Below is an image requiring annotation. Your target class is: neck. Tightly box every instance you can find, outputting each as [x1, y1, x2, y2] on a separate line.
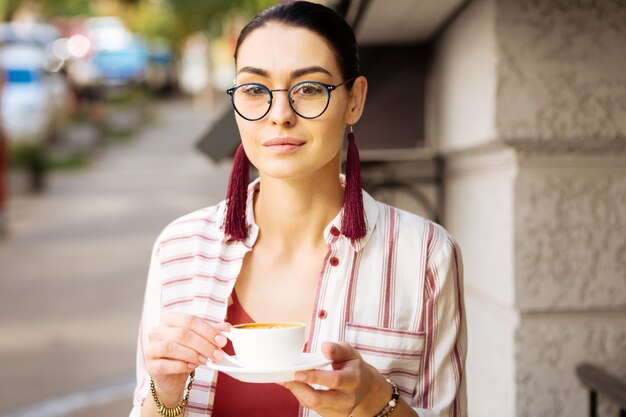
[253, 166, 344, 249]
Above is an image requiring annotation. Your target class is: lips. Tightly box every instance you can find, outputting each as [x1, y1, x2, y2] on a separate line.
[262, 137, 306, 153]
[262, 137, 306, 147]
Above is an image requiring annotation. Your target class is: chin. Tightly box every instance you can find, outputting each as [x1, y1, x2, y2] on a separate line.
[252, 152, 341, 181]
[252, 160, 314, 179]
[259, 167, 308, 180]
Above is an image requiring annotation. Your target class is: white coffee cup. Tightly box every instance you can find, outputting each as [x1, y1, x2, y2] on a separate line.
[222, 322, 306, 369]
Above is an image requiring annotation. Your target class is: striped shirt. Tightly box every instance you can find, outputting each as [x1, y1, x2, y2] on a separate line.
[130, 178, 467, 417]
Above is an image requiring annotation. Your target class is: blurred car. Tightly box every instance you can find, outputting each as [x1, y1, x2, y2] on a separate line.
[92, 37, 148, 86]
[178, 33, 211, 97]
[65, 17, 148, 90]
[0, 22, 71, 145]
[0, 21, 58, 48]
[146, 41, 176, 94]
[0, 44, 55, 144]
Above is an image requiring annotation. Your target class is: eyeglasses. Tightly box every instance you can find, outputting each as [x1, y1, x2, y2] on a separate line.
[226, 78, 356, 121]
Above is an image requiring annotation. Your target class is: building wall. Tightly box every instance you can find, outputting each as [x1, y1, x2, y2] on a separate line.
[495, 0, 626, 145]
[431, 0, 626, 416]
[444, 146, 519, 417]
[434, 0, 498, 152]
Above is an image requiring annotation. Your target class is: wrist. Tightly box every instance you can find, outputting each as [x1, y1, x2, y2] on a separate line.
[152, 385, 184, 408]
[372, 379, 400, 417]
[351, 376, 393, 417]
[149, 371, 195, 416]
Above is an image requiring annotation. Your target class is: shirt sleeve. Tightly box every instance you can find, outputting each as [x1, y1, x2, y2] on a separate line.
[129, 238, 164, 417]
[412, 229, 468, 417]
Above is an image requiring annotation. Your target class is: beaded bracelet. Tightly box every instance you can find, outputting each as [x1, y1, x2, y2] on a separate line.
[374, 379, 400, 417]
[150, 370, 195, 417]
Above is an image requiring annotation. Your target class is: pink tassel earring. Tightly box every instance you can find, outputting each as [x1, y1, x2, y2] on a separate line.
[224, 144, 250, 241]
[342, 125, 367, 239]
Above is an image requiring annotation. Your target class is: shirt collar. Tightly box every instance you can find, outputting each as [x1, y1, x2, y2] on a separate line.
[218, 176, 379, 252]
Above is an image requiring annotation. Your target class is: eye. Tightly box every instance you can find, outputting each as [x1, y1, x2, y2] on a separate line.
[240, 84, 268, 97]
[292, 82, 325, 97]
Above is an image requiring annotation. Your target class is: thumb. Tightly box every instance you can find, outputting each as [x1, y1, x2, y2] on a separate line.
[213, 322, 232, 332]
[322, 341, 361, 363]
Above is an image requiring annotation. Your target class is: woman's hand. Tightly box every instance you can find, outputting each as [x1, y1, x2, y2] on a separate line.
[145, 312, 230, 406]
[282, 342, 394, 417]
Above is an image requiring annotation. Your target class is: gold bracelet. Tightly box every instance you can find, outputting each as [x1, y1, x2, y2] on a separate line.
[150, 370, 195, 417]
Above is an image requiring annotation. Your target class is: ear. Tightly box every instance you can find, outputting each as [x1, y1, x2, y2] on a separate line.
[344, 75, 368, 125]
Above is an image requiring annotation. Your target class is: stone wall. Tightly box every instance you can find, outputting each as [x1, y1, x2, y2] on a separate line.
[431, 0, 626, 416]
[496, 0, 626, 146]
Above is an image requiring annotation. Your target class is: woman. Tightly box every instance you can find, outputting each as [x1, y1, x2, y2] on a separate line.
[131, 2, 467, 417]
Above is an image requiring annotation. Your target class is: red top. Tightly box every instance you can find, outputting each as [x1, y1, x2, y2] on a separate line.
[212, 290, 301, 417]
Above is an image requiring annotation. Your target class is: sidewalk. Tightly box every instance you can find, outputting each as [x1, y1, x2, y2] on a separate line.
[0, 97, 232, 416]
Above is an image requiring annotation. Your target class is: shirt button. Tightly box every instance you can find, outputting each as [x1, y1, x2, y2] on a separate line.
[330, 227, 341, 237]
[318, 310, 328, 319]
[329, 257, 339, 266]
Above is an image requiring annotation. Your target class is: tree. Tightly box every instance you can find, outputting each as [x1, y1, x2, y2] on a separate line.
[4, 0, 275, 52]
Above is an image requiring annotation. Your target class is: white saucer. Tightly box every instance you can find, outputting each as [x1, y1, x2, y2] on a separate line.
[206, 353, 331, 383]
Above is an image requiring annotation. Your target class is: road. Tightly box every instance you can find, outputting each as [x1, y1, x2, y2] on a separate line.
[0, 97, 233, 417]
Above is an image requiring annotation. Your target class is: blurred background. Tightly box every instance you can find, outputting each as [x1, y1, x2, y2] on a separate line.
[0, 0, 624, 417]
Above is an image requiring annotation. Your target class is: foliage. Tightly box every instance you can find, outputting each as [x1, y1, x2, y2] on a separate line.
[144, 0, 276, 48]
[4, 0, 275, 42]
[9, 142, 46, 169]
[5, 0, 92, 19]
[46, 152, 89, 170]
[9, 142, 48, 191]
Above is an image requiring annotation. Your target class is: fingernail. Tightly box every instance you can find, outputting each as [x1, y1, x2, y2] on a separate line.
[295, 372, 307, 382]
[213, 350, 224, 361]
[199, 355, 208, 364]
[215, 335, 227, 347]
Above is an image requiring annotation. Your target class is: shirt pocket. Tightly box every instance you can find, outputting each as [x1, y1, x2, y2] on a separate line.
[345, 322, 424, 398]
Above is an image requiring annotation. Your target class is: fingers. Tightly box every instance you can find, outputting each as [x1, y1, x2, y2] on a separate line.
[147, 313, 231, 374]
[291, 342, 361, 388]
[149, 325, 223, 363]
[295, 366, 363, 392]
[321, 341, 361, 364]
[147, 338, 207, 367]
[161, 312, 228, 342]
[283, 381, 348, 410]
[282, 342, 383, 415]
[147, 358, 197, 376]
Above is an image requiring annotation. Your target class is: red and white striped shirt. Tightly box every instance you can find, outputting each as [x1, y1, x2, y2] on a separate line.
[130, 178, 467, 417]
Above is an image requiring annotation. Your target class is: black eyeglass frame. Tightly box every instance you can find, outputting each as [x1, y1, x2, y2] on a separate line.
[226, 77, 357, 121]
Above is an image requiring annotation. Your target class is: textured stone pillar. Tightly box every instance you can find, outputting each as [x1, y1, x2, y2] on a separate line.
[430, 1, 626, 416]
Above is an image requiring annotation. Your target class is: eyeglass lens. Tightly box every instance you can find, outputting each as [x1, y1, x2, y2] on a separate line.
[231, 81, 330, 120]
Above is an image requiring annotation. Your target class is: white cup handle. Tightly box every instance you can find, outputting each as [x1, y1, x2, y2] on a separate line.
[215, 331, 243, 367]
[220, 352, 243, 367]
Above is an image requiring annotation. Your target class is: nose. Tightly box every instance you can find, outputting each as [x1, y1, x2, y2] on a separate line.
[268, 90, 297, 126]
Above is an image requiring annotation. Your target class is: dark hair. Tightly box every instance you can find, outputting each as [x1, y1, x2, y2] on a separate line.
[234, 1, 359, 88]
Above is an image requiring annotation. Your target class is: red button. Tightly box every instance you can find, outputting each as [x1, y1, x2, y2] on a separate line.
[329, 257, 339, 266]
[330, 227, 341, 237]
[318, 310, 328, 319]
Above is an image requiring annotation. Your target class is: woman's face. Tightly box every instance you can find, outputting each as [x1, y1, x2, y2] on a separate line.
[234, 23, 366, 181]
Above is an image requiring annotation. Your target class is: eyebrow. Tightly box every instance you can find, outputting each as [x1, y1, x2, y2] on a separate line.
[237, 65, 333, 79]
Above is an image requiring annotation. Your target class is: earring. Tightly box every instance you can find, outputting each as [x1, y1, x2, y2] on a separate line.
[224, 144, 250, 241]
[342, 125, 367, 239]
